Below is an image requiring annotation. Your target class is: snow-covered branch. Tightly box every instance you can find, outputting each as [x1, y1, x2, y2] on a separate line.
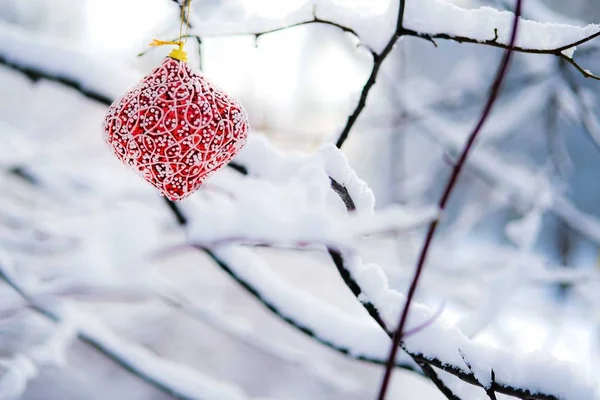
[159, 139, 597, 400]
[0, 21, 129, 105]
[0, 257, 257, 400]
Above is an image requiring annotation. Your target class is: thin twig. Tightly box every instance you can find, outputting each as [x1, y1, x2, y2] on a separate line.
[334, 0, 406, 148]
[401, 28, 600, 55]
[254, 19, 360, 41]
[335, 35, 397, 148]
[558, 61, 600, 152]
[560, 55, 600, 80]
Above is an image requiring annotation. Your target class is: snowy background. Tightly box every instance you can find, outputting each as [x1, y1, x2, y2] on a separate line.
[1, 0, 600, 399]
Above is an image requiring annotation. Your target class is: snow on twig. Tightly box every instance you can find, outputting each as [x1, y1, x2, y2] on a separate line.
[327, 249, 598, 400]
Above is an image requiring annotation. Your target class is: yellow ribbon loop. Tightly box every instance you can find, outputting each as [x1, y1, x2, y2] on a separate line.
[150, 39, 188, 62]
[148, 0, 192, 62]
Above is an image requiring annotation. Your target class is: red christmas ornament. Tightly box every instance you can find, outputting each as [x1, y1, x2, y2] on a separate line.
[102, 56, 249, 201]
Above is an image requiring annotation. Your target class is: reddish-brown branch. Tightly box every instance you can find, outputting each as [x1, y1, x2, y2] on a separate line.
[375, 0, 524, 399]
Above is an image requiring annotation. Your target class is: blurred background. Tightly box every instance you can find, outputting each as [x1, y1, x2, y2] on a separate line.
[1, 0, 600, 399]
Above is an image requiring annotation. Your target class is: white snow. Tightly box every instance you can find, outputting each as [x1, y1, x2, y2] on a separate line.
[235, 136, 376, 212]
[185, 137, 437, 249]
[404, 0, 600, 51]
[182, 0, 600, 56]
[187, 3, 314, 38]
[0, 20, 138, 101]
[562, 46, 577, 58]
[313, 0, 398, 53]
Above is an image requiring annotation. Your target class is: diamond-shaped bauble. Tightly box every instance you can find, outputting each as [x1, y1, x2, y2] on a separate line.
[102, 57, 249, 201]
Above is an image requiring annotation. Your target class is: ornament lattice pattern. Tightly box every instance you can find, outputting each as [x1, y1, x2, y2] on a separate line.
[103, 57, 249, 200]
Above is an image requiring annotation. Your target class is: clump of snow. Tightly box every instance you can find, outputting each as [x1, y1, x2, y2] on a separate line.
[235, 135, 376, 212]
[319, 144, 375, 213]
[313, 0, 398, 53]
[562, 46, 577, 58]
[185, 192, 436, 249]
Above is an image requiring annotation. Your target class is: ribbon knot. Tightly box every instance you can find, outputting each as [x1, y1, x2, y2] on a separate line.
[148, 0, 191, 62]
